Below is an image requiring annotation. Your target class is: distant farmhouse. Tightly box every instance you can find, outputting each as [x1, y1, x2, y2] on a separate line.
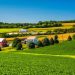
[0, 38, 8, 47]
[19, 29, 28, 33]
[27, 36, 38, 44]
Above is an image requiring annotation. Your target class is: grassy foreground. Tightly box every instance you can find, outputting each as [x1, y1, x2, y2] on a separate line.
[0, 40, 75, 75]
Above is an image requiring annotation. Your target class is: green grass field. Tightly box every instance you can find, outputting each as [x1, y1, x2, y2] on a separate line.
[0, 40, 75, 75]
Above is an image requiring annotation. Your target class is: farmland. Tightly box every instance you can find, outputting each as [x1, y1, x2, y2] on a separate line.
[6, 32, 75, 41]
[0, 22, 75, 75]
[1, 22, 74, 41]
[28, 23, 75, 32]
[0, 28, 21, 33]
[0, 40, 75, 75]
[0, 23, 75, 33]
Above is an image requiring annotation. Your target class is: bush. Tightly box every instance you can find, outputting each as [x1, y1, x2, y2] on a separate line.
[72, 35, 75, 40]
[54, 35, 59, 44]
[0, 47, 1, 51]
[42, 38, 50, 46]
[67, 36, 72, 41]
[16, 43, 22, 50]
[54, 35, 58, 39]
[12, 38, 21, 47]
[28, 42, 35, 49]
[50, 38, 54, 45]
[37, 41, 43, 47]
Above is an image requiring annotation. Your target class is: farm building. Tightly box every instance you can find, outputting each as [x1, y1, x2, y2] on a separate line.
[0, 38, 8, 47]
[27, 36, 38, 44]
[19, 29, 28, 33]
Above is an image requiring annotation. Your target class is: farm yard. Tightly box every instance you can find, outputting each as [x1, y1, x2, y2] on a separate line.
[0, 40, 75, 75]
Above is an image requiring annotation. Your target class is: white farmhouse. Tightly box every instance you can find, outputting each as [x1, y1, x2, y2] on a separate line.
[27, 36, 38, 44]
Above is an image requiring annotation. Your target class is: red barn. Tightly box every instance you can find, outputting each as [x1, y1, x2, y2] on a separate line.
[0, 38, 8, 47]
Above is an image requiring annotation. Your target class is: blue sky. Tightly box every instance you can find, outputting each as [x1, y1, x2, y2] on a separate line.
[0, 0, 75, 23]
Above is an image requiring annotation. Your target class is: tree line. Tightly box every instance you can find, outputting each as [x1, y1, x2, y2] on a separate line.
[0, 20, 75, 28]
[0, 21, 62, 28]
[1, 27, 75, 38]
[0, 34, 75, 51]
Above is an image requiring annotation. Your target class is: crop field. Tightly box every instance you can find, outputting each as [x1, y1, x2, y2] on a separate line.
[28, 26, 72, 32]
[28, 23, 75, 32]
[38, 33, 75, 41]
[0, 40, 75, 75]
[6, 32, 75, 41]
[62, 23, 75, 26]
[0, 28, 20, 33]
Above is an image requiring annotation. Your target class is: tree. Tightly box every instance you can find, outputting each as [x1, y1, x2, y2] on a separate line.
[12, 38, 21, 47]
[54, 35, 59, 44]
[0, 47, 1, 51]
[46, 31, 51, 35]
[16, 43, 22, 50]
[50, 38, 54, 45]
[37, 41, 43, 47]
[28, 42, 35, 49]
[67, 36, 72, 41]
[42, 38, 50, 46]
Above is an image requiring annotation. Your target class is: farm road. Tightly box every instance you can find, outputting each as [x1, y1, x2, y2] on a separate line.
[16, 52, 75, 59]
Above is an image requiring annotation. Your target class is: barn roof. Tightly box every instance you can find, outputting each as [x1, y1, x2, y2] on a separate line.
[0, 38, 5, 42]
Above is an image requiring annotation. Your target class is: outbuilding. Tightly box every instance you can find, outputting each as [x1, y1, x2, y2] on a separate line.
[0, 38, 8, 47]
[27, 36, 38, 45]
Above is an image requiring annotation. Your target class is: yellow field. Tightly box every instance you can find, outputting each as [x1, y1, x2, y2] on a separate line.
[28, 27, 72, 32]
[0, 28, 20, 33]
[38, 33, 75, 41]
[62, 23, 75, 28]
[6, 36, 28, 41]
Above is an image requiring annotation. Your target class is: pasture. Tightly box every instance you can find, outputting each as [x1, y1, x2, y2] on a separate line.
[0, 40, 75, 75]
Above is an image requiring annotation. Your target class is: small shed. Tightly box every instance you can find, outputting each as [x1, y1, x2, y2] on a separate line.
[27, 36, 38, 44]
[0, 38, 8, 47]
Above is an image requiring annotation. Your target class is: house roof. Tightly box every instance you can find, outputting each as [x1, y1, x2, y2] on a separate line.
[0, 38, 5, 42]
[27, 36, 37, 40]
